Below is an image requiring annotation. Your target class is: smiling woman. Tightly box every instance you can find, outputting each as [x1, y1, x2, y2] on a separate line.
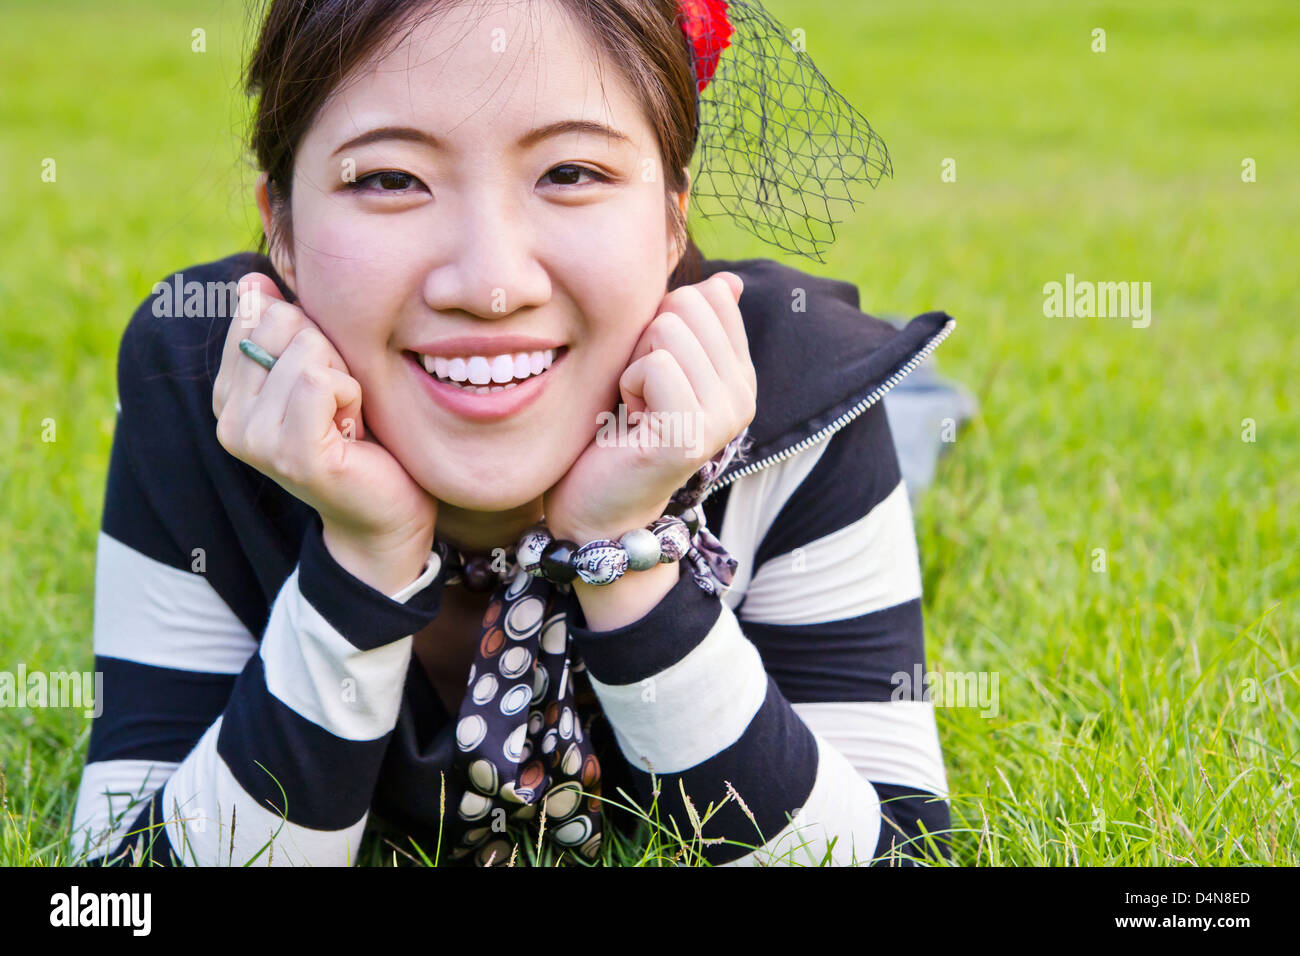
[249, 0, 705, 532]
[69, 0, 958, 868]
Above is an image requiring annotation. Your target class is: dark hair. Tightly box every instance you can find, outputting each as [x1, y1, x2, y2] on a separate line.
[243, 0, 706, 288]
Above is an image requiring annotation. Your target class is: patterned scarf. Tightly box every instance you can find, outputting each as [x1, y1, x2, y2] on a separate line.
[435, 428, 750, 866]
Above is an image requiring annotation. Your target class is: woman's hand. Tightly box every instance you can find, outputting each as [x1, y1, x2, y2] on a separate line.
[542, 271, 756, 547]
[212, 273, 438, 594]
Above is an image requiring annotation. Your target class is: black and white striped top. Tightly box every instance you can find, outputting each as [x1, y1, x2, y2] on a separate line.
[71, 250, 956, 866]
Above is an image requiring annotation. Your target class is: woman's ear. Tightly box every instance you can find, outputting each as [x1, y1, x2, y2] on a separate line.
[255, 172, 296, 295]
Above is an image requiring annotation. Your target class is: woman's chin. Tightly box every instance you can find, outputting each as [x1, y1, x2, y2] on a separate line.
[418, 477, 549, 515]
[391, 437, 578, 514]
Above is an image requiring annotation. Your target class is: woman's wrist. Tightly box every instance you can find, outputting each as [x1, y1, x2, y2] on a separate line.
[321, 521, 434, 596]
[569, 556, 680, 632]
[534, 502, 694, 619]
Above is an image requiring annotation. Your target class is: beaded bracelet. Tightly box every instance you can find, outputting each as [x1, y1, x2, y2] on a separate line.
[515, 506, 704, 587]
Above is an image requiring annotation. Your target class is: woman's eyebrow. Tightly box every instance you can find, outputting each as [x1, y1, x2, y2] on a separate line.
[330, 120, 633, 157]
[517, 120, 633, 149]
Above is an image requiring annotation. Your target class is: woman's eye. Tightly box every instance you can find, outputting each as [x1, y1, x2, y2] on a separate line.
[543, 164, 609, 187]
[353, 170, 422, 192]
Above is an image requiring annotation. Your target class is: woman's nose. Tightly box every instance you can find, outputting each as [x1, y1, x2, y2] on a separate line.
[421, 198, 552, 320]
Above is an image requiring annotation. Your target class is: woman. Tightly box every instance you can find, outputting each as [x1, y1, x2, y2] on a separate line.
[70, 0, 956, 866]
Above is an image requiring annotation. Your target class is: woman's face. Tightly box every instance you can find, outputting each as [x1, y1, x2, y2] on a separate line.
[262, 0, 688, 512]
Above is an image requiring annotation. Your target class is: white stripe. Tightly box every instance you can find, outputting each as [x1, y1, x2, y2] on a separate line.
[585, 606, 767, 774]
[69, 758, 178, 862]
[791, 699, 949, 798]
[386, 549, 442, 603]
[160, 717, 368, 866]
[94, 531, 257, 674]
[259, 566, 413, 741]
[712, 439, 833, 613]
[738, 479, 922, 626]
[722, 730, 883, 866]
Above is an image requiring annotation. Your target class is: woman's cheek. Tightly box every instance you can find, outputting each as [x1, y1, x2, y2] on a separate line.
[559, 210, 666, 319]
[294, 234, 408, 332]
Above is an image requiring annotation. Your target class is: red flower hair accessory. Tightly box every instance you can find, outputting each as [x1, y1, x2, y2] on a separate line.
[667, 0, 892, 263]
[677, 0, 734, 93]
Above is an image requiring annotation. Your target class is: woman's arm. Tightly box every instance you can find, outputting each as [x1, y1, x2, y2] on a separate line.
[565, 402, 951, 865]
[69, 285, 446, 866]
[74, 518, 442, 866]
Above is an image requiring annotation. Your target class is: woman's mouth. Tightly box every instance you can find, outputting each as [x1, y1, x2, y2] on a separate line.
[411, 346, 567, 394]
[405, 345, 569, 422]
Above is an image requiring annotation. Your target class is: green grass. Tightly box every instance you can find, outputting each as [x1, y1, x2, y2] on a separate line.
[1, 0, 1296, 866]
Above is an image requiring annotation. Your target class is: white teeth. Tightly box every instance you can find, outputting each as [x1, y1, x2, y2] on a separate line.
[490, 355, 515, 383]
[420, 347, 563, 390]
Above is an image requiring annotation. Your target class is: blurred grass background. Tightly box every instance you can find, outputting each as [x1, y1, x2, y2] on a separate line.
[1, 0, 1296, 865]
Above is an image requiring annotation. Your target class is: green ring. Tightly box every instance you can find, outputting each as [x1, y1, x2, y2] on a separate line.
[239, 338, 277, 371]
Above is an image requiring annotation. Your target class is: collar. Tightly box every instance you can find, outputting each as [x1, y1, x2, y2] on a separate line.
[691, 254, 956, 493]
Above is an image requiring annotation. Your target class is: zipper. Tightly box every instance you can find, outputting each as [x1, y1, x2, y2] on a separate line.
[702, 317, 958, 501]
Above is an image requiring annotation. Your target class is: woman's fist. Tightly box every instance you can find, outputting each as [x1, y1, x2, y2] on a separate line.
[212, 273, 438, 593]
[542, 271, 756, 545]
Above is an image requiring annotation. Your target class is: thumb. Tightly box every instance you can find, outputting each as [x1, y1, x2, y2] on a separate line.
[335, 388, 366, 443]
[317, 364, 366, 442]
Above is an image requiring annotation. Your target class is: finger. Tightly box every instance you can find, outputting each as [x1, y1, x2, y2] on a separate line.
[642, 310, 728, 413]
[219, 302, 296, 436]
[238, 289, 351, 379]
[224, 295, 354, 429]
[242, 356, 359, 472]
[714, 270, 744, 300]
[619, 349, 720, 465]
[696, 272, 749, 366]
[693, 274, 757, 401]
[626, 310, 722, 411]
[619, 348, 699, 423]
[663, 282, 750, 400]
[253, 326, 343, 429]
[214, 273, 285, 417]
[638, 272, 746, 373]
[219, 296, 302, 427]
[281, 365, 364, 458]
[235, 271, 286, 331]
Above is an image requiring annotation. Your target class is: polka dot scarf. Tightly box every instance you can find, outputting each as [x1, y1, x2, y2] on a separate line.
[441, 567, 604, 866]
[439, 426, 751, 866]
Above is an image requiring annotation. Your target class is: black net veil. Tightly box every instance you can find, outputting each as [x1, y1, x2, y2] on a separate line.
[674, 0, 892, 263]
